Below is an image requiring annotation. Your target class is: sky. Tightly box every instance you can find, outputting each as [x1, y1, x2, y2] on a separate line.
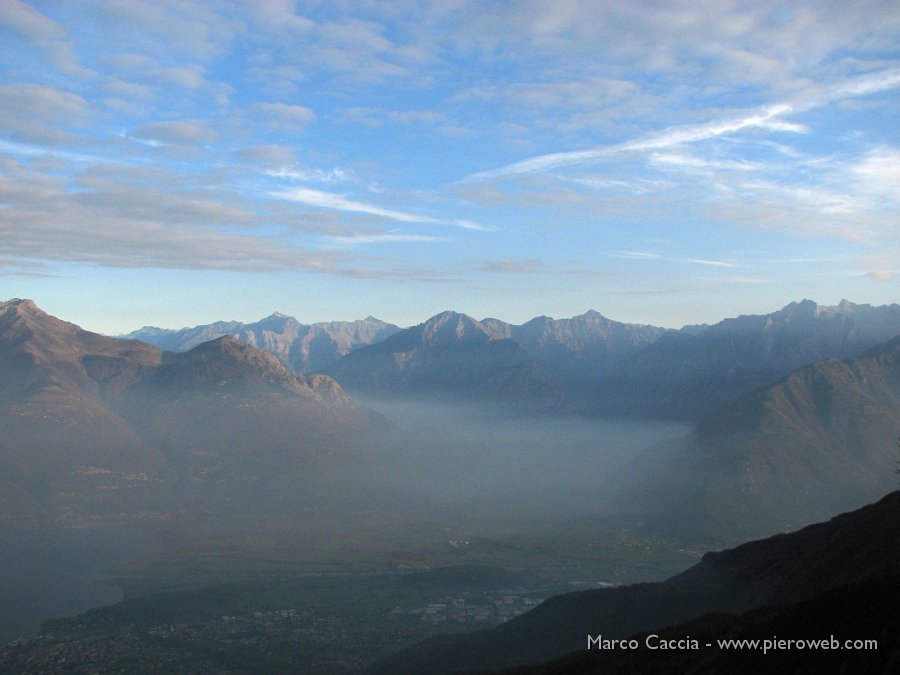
[1, 0, 899, 334]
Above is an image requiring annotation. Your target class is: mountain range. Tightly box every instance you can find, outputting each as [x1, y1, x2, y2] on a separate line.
[4, 297, 900, 541]
[323, 309, 668, 410]
[329, 299, 900, 419]
[600, 298, 900, 418]
[0, 299, 385, 525]
[373, 489, 900, 674]
[123, 300, 900, 421]
[124, 313, 400, 374]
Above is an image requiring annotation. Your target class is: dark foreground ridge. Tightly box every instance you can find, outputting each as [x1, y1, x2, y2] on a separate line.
[498, 574, 900, 674]
[372, 490, 900, 674]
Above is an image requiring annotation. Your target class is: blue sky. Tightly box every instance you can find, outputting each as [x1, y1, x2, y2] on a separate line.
[1, 0, 899, 333]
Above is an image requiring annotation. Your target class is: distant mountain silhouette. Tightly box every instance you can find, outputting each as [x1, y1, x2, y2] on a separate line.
[0, 299, 383, 524]
[124, 312, 400, 374]
[373, 490, 900, 674]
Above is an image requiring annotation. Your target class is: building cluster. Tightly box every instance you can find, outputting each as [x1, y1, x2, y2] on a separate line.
[392, 592, 542, 626]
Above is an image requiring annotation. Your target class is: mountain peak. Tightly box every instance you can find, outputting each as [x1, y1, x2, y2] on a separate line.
[2, 298, 40, 318]
[784, 298, 817, 309]
[189, 334, 278, 364]
[425, 309, 468, 322]
[257, 311, 299, 328]
[6, 297, 36, 308]
[420, 311, 488, 345]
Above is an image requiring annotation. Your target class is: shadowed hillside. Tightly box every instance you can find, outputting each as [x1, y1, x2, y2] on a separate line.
[614, 334, 900, 539]
[0, 299, 390, 525]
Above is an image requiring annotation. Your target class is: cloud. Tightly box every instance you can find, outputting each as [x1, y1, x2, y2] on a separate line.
[104, 77, 155, 100]
[271, 186, 487, 230]
[131, 120, 219, 145]
[477, 258, 609, 278]
[0, 85, 91, 147]
[612, 251, 663, 260]
[465, 103, 801, 181]
[339, 107, 443, 127]
[463, 69, 900, 183]
[479, 259, 545, 274]
[851, 147, 900, 204]
[273, 187, 433, 222]
[0, 0, 92, 77]
[106, 54, 234, 106]
[235, 145, 299, 168]
[266, 166, 355, 184]
[95, 0, 238, 61]
[0, 84, 89, 122]
[0, 161, 366, 275]
[246, 102, 316, 129]
[649, 152, 766, 172]
[687, 259, 742, 268]
[326, 232, 448, 246]
[453, 77, 639, 111]
[0, 0, 65, 41]
[245, 0, 315, 33]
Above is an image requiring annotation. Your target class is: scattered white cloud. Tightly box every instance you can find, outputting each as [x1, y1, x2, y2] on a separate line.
[479, 259, 545, 274]
[0, 0, 65, 40]
[687, 259, 743, 268]
[462, 67, 900, 199]
[131, 120, 219, 145]
[612, 251, 663, 260]
[851, 147, 900, 204]
[327, 232, 448, 246]
[0, 84, 89, 122]
[340, 107, 443, 127]
[271, 186, 487, 230]
[246, 102, 316, 129]
[265, 167, 354, 184]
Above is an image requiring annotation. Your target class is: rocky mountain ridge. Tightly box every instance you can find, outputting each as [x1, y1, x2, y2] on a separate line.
[324, 300, 900, 419]
[124, 312, 401, 374]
